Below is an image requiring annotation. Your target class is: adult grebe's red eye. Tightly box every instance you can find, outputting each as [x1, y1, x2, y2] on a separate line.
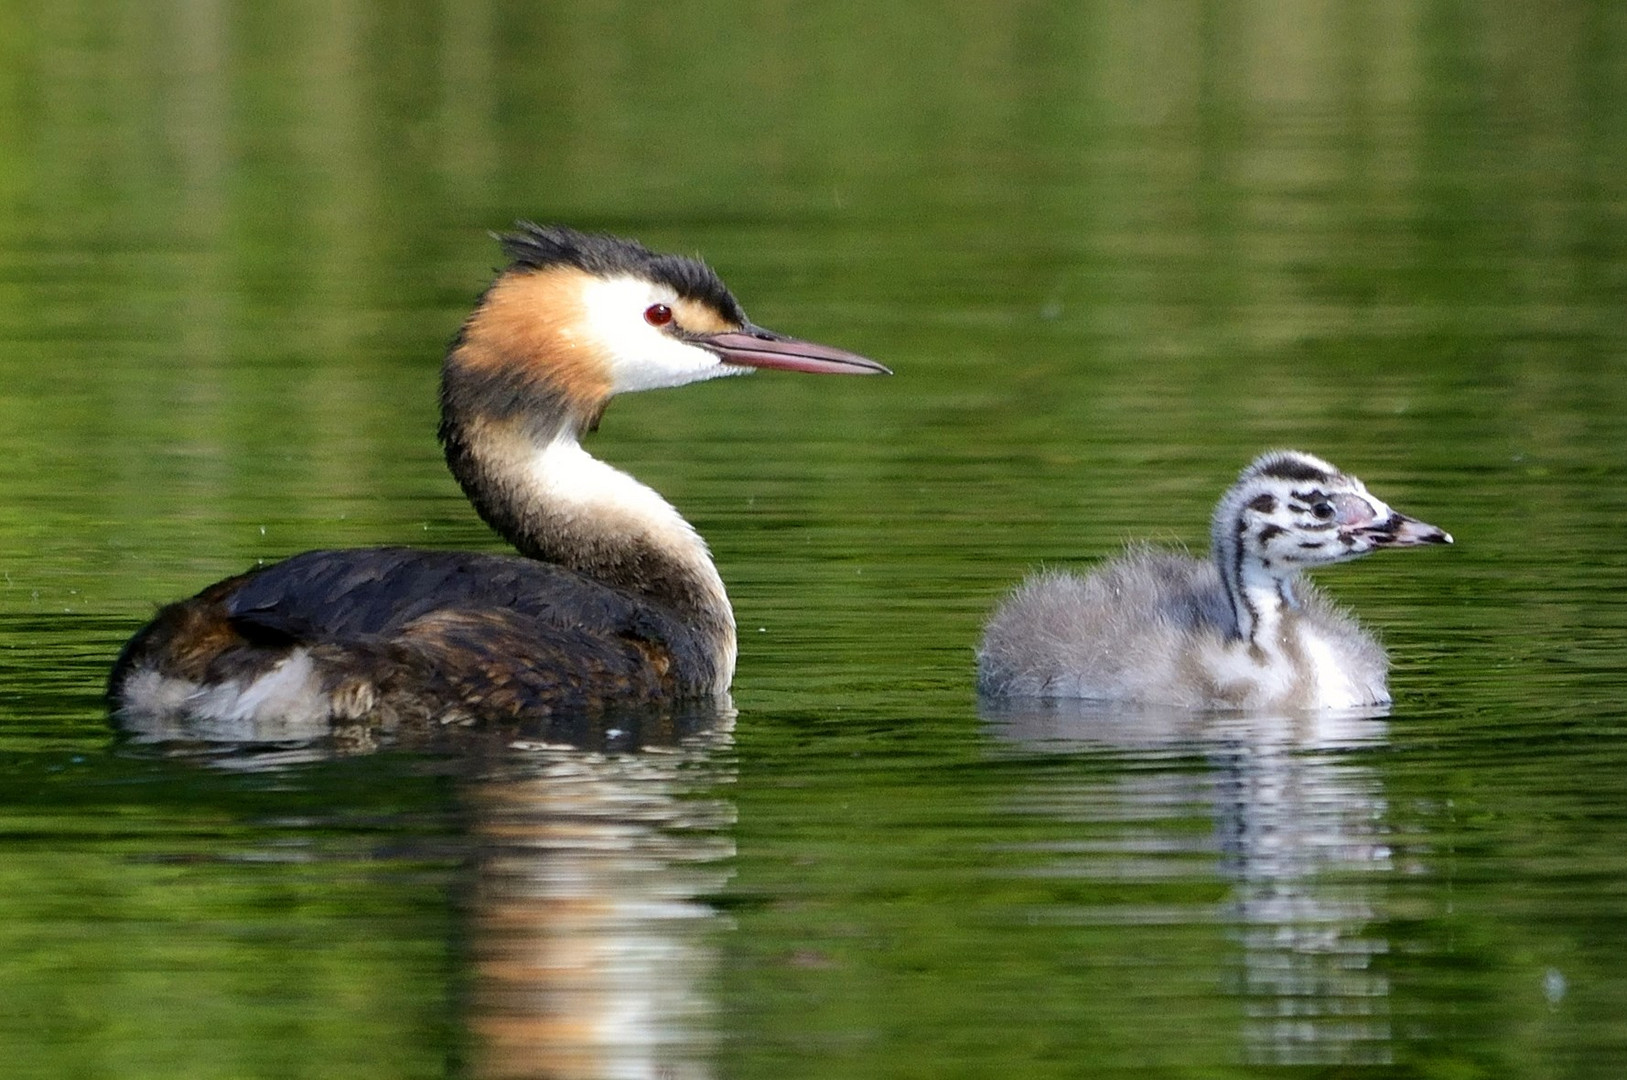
[644, 303, 673, 327]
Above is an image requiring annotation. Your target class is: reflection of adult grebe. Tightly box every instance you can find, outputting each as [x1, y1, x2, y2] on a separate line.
[465, 727, 736, 1079]
[978, 451, 1450, 709]
[110, 225, 887, 728]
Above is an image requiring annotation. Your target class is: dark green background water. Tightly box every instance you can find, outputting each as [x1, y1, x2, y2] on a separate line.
[3, 2, 1626, 1077]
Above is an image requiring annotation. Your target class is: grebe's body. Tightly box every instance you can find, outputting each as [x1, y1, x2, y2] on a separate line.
[110, 225, 886, 729]
[977, 451, 1451, 710]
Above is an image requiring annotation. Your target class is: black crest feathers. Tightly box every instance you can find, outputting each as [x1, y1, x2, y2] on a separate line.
[498, 222, 747, 324]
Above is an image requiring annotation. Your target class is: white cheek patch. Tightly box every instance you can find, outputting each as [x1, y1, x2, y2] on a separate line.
[579, 275, 739, 393]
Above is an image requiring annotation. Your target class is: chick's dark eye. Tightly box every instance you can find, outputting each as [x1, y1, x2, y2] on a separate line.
[644, 303, 673, 327]
[1311, 501, 1335, 520]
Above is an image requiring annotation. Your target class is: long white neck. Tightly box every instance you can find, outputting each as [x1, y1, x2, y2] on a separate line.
[530, 432, 732, 617]
[446, 418, 737, 691]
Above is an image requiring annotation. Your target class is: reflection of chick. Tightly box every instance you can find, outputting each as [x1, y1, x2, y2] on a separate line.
[978, 451, 1451, 709]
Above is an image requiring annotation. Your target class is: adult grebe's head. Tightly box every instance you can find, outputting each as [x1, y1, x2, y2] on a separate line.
[442, 223, 888, 437]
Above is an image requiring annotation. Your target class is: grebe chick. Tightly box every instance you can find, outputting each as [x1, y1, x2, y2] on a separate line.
[977, 450, 1451, 710]
[110, 224, 888, 730]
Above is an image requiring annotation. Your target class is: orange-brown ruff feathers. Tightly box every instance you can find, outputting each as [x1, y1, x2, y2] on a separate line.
[109, 224, 887, 733]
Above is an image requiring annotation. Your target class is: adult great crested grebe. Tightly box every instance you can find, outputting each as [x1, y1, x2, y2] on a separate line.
[977, 450, 1451, 710]
[110, 223, 888, 730]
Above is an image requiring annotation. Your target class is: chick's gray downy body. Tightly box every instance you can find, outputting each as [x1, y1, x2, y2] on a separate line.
[977, 451, 1451, 710]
